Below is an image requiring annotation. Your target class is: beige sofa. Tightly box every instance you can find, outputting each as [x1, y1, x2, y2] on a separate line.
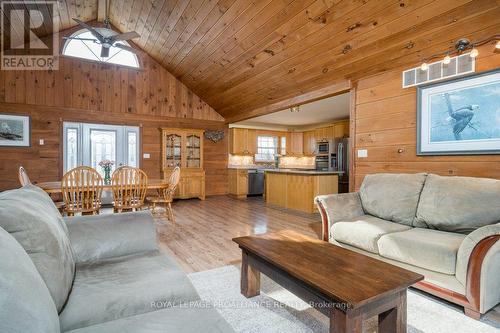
[315, 173, 500, 319]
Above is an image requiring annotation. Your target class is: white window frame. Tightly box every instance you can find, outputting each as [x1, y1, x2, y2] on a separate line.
[255, 135, 278, 162]
[63, 122, 140, 173]
[62, 29, 140, 69]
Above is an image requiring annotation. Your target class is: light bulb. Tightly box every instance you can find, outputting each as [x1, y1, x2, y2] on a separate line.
[495, 40, 500, 49]
[443, 55, 451, 64]
[470, 47, 479, 58]
[420, 62, 428, 71]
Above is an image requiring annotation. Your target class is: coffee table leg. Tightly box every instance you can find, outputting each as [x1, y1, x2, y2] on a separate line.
[241, 250, 260, 297]
[330, 307, 362, 333]
[378, 290, 407, 333]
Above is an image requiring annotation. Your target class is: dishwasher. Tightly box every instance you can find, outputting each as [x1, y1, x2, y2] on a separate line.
[247, 169, 265, 196]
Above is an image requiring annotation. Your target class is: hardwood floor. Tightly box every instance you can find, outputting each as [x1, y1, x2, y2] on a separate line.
[154, 195, 321, 273]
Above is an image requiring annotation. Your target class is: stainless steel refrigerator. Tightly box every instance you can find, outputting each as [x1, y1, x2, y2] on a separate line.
[333, 138, 349, 193]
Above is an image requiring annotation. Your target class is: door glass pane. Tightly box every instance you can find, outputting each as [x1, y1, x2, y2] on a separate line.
[90, 130, 116, 176]
[66, 128, 78, 171]
[186, 134, 200, 168]
[127, 132, 137, 167]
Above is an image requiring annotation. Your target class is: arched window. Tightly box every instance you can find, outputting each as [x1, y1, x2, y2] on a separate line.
[62, 29, 139, 68]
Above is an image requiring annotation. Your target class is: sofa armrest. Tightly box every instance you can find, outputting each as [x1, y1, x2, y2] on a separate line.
[315, 192, 364, 241]
[456, 223, 500, 314]
[64, 211, 158, 264]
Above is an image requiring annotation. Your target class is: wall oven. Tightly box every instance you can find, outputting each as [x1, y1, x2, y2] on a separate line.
[315, 155, 329, 171]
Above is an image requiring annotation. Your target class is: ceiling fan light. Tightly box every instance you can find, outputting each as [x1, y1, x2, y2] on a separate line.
[420, 62, 428, 71]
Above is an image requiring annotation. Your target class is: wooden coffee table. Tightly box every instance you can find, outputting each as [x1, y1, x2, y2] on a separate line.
[233, 230, 424, 333]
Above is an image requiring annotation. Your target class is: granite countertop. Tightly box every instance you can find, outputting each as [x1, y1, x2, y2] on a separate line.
[264, 169, 343, 175]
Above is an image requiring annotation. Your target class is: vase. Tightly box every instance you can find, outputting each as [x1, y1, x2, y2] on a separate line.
[104, 167, 111, 185]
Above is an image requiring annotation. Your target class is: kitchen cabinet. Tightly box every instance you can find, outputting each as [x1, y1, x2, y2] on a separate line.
[162, 128, 205, 200]
[228, 169, 248, 198]
[287, 132, 303, 156]
[334, 121, 349, 138]
[303, 130, 316, 156]
[265, 170, 339, 213]
[315, 126, 334, 141]
[229, 128, 257, 155]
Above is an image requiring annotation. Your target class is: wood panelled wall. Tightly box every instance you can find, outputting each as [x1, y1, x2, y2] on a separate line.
[0, 52, 227, 194]
[0, 55, 223, 121]
[353, 44, 500, 190]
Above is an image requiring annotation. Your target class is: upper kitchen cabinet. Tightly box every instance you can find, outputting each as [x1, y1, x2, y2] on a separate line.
[315, 126, 334, 142]
[334, 121, 350, 138]
[229, 128, 257, 155]
[303, 130, 316, 156]
[287, 132, 303, 156]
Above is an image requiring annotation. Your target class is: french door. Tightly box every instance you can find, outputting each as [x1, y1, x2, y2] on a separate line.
[63, 122, 140, 176]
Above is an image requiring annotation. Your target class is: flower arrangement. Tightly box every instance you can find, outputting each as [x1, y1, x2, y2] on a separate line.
[98, 160, 114, 168]
[98, 160, 114, 184]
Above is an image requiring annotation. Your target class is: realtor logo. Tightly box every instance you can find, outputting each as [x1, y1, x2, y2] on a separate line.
[1, 1, 59, 70]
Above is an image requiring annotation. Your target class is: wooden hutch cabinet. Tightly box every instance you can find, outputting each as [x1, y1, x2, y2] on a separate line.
[161, 128, 205, 200]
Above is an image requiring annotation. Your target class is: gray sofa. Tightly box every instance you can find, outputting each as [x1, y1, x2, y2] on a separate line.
[315, 173, 500, 319]
[0, 185, 234, 333]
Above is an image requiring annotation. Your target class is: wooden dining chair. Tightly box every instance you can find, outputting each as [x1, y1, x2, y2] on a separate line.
[19, 166, 66, 213]
[111, 166, 148, 213]
[62, 166, 103, 216]
[146, 167, 181, 223]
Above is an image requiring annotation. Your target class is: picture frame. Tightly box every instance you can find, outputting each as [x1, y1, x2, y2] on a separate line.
[417, 68, 500, 155]
[0, 114, 31, 147]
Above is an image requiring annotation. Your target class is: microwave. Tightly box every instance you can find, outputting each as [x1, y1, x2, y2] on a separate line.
[317, 141, 330, 154]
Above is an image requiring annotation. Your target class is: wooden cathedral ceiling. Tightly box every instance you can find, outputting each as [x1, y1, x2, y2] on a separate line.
[3, 1, 500, 122]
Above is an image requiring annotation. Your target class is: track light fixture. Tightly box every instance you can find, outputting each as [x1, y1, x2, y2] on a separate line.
[419, 35, 499, 71]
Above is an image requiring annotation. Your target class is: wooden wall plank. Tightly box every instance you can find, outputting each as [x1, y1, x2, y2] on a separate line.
[352, 44, 500, 190]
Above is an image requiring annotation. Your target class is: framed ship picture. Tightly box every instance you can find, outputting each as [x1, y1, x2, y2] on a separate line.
[0, 114, 30, 147]
[417, 68, 500, 155]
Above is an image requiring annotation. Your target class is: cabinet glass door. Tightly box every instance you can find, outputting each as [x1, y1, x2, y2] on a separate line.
[186, 134, 201, 168]
[165, 134, 182, 167]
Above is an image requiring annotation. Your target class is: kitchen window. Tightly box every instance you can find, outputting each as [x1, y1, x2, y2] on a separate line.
[255, 136, 278, 162]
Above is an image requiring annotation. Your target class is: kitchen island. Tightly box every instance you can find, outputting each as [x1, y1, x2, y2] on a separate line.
[265, 169, 342, 213]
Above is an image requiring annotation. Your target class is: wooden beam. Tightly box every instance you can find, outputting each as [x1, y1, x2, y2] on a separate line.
[225, 79, 351, 124]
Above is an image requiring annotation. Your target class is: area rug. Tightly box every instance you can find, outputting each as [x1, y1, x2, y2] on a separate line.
[188, 265, 498, 333]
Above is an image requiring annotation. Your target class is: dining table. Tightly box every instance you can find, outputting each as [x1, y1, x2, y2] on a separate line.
[37, 179, 170, 194]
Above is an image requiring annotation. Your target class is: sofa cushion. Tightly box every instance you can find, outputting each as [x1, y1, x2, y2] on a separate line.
[415, 174, 500, 234]
[65, 307, 235, 333]
[378, 228, 466, 275]
[0, 185, 75, 312]
[331, 215, 411, 254]
[59, 251, 201, 331]
[359, 173, 427, 226]
[0, 227, 60, 333]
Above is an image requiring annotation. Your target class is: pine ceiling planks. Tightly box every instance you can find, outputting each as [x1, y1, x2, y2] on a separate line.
[2, 0, 499, 121]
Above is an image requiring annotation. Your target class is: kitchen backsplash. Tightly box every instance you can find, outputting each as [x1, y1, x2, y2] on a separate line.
[228, 155, 255, 167]
[279, 156, 315, 169]
[229, 154, 315, 169]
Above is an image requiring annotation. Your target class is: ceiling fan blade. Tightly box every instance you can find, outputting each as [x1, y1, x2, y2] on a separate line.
[100, 46, 110, 58]
[111, 31, 140, 42]
[114, 43, 140, 54]
[63, 36, 96, 42]
[72, 18, 105, 43]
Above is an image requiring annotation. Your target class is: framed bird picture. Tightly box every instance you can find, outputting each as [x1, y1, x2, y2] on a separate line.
[417, 68, 500, 155]
[0, 114, 30, 147]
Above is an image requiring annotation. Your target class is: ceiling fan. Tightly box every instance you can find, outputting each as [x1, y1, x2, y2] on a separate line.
[63, 0, 140, 58]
